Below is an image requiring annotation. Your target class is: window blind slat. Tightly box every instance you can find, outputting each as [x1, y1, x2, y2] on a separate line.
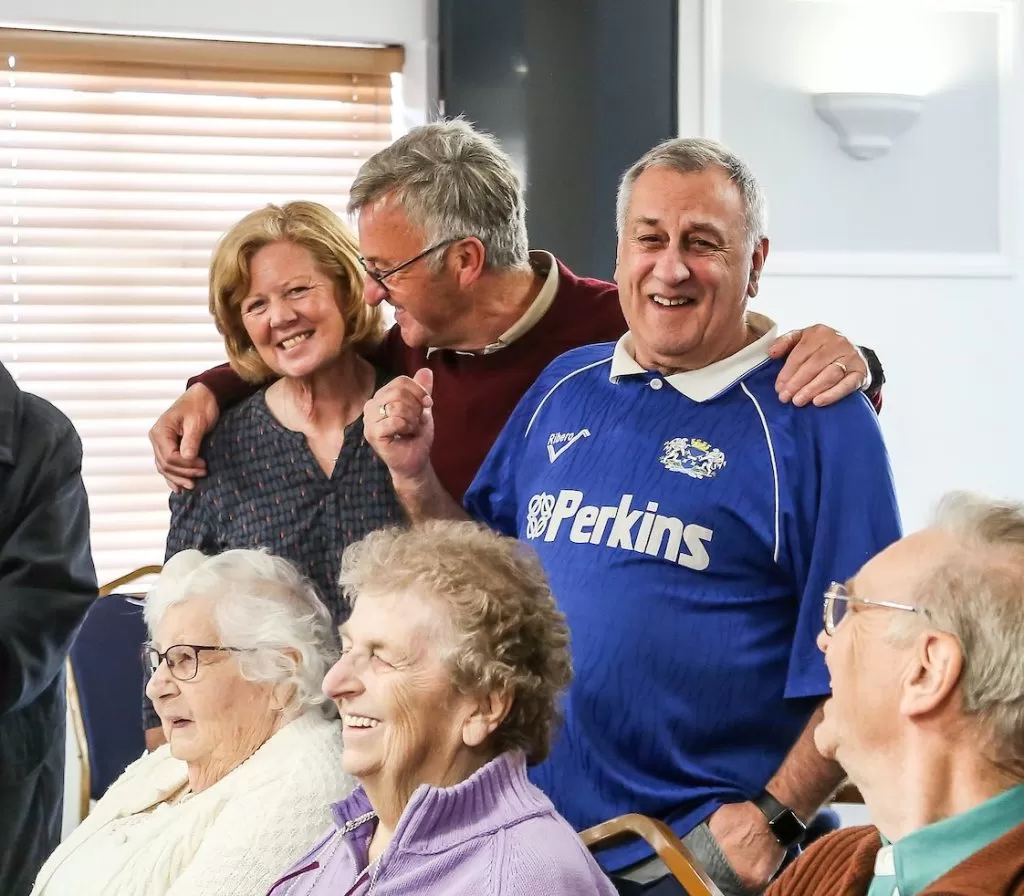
[12, 305, 214, 323]
[3, 159, 362, 182]
[2, 111, 393, 140]
[13, 71, 395, 101]
[4, 323, 223, 341]
[2, 90, 393, 119]
[1, 29, 404, 79]
[4, 246, 214, 265]
[0, 208, 335, 229]
[0, 227, 231, 249]
[1, 285, 222, 302]
[4, 130, 390, 157]
[13, 362, 224, 381]
[0, 189, 353, 212]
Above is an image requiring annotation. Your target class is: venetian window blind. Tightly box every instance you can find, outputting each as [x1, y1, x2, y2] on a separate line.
[0, 28, 403, 585]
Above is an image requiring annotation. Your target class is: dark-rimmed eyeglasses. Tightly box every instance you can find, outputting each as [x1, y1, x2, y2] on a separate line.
[357, 237, 463, 290]
[143, 643, 246, 682]
[823, 581, 933, 636]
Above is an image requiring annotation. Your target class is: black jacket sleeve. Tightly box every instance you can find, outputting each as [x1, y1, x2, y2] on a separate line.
[0, 419, 98, 715]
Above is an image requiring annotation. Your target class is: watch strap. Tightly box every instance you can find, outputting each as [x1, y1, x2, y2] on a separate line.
[753, 790, 807, 848]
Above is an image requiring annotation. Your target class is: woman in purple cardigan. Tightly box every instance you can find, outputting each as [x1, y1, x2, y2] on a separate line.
[266, 520, 617, 896]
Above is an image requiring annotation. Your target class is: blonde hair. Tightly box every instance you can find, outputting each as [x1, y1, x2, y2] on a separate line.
[338, 521, 573, 764]
[208, 201, 383, 383]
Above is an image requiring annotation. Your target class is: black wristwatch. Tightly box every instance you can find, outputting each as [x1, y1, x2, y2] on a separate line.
[753, 791, 806, 849]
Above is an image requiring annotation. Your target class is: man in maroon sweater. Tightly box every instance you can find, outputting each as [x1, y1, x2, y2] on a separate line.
[151, 121, 882, 499]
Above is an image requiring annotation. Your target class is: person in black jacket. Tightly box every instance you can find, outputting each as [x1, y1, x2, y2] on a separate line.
[0, 361, 97, 896]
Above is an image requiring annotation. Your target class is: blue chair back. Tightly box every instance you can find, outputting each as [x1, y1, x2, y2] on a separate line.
[69, 594, 148, 799]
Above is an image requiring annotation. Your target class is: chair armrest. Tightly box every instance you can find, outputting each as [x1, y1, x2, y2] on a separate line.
[580, 813, 724, 896]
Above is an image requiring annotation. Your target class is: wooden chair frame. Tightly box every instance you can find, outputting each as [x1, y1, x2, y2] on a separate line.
[580, 813, 724, 896]
[67, 565, 162, 821]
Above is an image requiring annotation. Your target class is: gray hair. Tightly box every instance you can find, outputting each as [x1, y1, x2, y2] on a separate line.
[337, 521, 572, 764]
[145, 549, 338, 716]
[348, 118, 531, 273]
[913, 491, 1024, 776]
[616, 137, 768, 249]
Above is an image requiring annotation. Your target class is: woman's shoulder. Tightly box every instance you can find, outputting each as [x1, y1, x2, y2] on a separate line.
[90, 745, 189, 817]
[485, 816, 618, 896]
[206, 389, 271, 445]
[224, 712, 351, 801]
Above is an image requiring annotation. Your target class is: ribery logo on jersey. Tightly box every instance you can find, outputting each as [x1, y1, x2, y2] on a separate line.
[547, 429, 591, 463]
[525, 489, 713, 570]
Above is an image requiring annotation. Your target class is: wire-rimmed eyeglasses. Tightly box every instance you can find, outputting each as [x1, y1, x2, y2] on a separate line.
[357, 237, 463, 290]
[143, 643, 246, 682]
[823, 581, 933, 636]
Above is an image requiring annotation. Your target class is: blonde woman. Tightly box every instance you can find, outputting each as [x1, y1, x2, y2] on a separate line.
[165, 200, 404, 617]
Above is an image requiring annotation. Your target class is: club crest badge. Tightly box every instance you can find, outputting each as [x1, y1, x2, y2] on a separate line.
[659, 437, 727, 480]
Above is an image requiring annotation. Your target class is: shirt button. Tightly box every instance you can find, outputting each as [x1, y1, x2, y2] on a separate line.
[650, 378, 664, 390]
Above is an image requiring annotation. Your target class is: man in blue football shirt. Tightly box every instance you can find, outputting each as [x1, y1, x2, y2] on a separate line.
[364, 137, 902, 896]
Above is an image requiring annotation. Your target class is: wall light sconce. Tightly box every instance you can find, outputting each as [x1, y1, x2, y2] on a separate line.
[812, 92, 924, 160]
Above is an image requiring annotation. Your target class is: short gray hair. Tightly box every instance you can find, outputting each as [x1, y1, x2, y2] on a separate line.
[616, 137, 768, 249]
[348, 119, 530, 272]
[146, 549, 338, 716]
[337, 521, 572, 764]
[913, 491, 1024, 775]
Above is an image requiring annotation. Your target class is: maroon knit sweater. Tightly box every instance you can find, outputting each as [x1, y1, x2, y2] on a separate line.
[766, 823, 1024, 896]
[190, 260, 625, 502]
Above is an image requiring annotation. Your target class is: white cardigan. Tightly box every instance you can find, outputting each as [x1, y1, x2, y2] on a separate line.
[32, 710, 352, 896]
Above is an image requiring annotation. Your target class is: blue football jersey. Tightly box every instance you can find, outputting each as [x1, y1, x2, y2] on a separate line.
[465, 331, 902, 871]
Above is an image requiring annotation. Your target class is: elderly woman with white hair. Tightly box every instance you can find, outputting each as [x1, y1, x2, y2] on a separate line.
[767, 491, 1024, 896]
[31, 548, 354, 896]
[267, 520, 617, 896]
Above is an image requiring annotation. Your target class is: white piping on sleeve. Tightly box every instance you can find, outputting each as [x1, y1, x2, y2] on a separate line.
[524, 356, 614, 438]
[741, 382, 781, 563]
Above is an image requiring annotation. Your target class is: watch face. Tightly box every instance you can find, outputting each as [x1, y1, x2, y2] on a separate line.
[770, 810, 807, 847]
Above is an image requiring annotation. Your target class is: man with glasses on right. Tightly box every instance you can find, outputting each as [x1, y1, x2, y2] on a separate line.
[768, 491, 1024, 896]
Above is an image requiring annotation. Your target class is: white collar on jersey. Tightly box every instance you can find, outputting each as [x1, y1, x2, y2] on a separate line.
[609, 311, 778, 402]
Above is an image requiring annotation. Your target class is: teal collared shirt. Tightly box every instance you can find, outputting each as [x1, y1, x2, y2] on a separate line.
[868, 783, 1024, 896]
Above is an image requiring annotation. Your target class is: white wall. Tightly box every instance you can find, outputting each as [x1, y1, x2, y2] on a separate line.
[680, 0, 1024, 531]
[0, 0, 438, 125]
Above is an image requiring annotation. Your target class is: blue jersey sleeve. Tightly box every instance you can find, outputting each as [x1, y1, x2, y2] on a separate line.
[779, 392, 903, 699]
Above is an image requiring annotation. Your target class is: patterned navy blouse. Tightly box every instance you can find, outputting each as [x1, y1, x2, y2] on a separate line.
[165, 377, 405, 622]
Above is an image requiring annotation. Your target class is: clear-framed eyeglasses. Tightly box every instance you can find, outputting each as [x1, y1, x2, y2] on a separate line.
[357, 237, 463, 291]
[142, 643, 246, 682]
[822, 581, 934, 636]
